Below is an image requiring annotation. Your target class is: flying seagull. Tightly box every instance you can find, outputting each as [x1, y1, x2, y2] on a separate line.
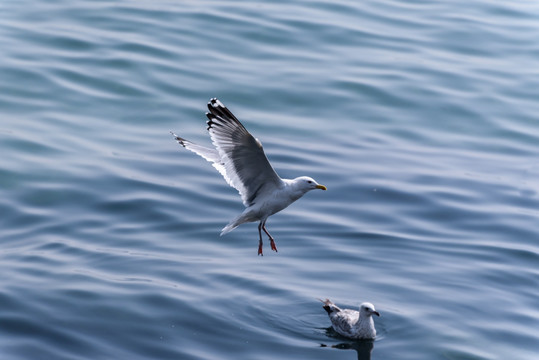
[171, 98, 327, 255]
[320, 299, 380, 340]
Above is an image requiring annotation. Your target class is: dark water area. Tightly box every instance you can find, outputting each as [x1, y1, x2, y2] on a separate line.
[1, 1, 538, 359]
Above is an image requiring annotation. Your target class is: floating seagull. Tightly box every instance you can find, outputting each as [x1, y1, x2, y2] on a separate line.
[171, 98, 326, 255]
[320, 299, 380, 340]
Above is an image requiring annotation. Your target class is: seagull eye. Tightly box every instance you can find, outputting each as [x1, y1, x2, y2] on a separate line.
[307, 181, 312, 184]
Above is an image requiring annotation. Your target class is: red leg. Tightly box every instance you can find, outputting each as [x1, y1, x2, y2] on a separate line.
[257, 222, 264, 256]
[262, 221, 278, 252]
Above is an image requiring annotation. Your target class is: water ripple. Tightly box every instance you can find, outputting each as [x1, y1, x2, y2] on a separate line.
[1, 0, 538, 359]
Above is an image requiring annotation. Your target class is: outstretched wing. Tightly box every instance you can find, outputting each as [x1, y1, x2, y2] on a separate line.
[171, 98, 283, 207]
[205, 98, 282, 206]
[171, 132, 232, 186]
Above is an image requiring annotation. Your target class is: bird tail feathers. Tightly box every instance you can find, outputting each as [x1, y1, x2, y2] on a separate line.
[318, 298, 341, 314]
[220, 214, 246, 236]
[220, 222, 239, 236]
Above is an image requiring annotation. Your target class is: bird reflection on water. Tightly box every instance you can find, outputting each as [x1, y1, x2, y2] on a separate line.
[320, 328, 374, 360]
[321, 340, 374, 360]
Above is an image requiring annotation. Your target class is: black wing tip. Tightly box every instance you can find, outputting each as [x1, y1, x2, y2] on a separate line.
[170, 131, 187, 148]
[207, 98, 223, 112]
[206, 98, 240, 124]
[205, 112, 219, 130]
[208, 97, 221, 106]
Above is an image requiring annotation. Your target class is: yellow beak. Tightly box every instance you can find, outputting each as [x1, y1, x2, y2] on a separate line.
[315, 184, 327, 190]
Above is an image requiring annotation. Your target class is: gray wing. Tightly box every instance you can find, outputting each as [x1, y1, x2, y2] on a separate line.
[330, 310, 358, 337]
[205, 98, 282, 206]
[171, 132, 231, 185]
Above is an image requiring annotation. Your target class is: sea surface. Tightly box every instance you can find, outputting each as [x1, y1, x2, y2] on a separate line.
[1, 1, 538, 359]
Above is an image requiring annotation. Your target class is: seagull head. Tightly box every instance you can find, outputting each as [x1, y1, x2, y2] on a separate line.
[295, 176, 327, 192]
[360, 302, 380, 317]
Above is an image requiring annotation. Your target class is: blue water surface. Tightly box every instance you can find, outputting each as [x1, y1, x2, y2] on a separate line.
[1, 1, 538, 359]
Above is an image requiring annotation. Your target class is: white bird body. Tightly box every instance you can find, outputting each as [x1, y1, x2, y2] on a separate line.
[321, 299, 379, 340]
[222, 177, 318, 234]
[172, 98, 326, 255]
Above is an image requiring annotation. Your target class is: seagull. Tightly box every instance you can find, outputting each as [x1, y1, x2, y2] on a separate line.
[171, 98, 327, 255]
[320, 299, 380, 340]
